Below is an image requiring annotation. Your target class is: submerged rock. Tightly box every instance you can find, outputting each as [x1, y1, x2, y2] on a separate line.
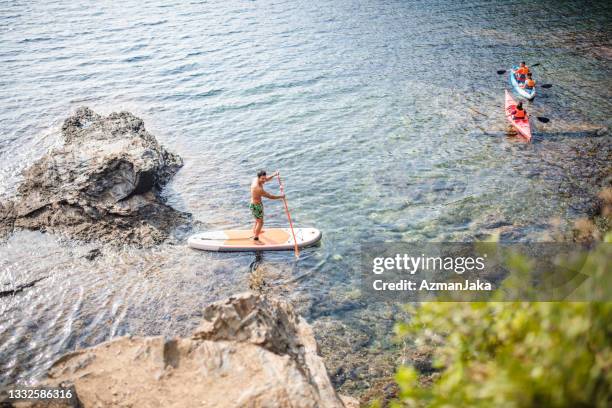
[0, 107, 189, 246]
[27, 293, 357, 408]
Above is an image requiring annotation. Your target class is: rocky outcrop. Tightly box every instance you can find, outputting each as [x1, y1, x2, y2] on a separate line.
[0, 107, 188, 246]
[21, 293, 357, 408]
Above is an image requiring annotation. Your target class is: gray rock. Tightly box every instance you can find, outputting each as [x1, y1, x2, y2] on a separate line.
[595, 126, 608, 137]
[0, 107, 189, 246]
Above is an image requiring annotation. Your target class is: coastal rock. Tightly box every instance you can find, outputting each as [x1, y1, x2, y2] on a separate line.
[29, 293, 353, 408]
[0, 107, 188, 246]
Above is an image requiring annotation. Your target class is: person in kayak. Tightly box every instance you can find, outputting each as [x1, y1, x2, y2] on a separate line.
[522, 73, 536, 89]
[516, 62, 529, 82]
[250, 170, 284, 241]
[511, 101, 527, 120]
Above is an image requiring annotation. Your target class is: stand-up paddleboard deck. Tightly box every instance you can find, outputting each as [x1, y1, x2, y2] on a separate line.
[188, 228, 322, 252]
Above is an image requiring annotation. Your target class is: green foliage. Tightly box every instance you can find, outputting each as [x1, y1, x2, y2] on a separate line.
[390, 234, 612, 408]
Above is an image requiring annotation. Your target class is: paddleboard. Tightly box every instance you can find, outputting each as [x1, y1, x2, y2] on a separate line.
[509, 66, 536, 100]
[505, 90, 532, 141]
[188, 227, 322, 252]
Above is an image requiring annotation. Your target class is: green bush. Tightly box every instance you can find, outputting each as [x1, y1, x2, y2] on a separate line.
[389, 234, 612, 408]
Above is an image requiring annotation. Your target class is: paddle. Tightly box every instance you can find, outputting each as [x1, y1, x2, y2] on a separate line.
[497, 63, 541, 75]
[277, 172, 299, 259]
[536, 117, 550, 123]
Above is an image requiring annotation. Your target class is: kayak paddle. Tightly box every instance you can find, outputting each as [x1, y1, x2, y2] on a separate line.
[536, 117, 550, 123]
[497, 63, 541, 75]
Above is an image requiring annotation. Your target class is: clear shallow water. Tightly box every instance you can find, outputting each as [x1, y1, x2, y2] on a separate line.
[1, 0, 611, 395]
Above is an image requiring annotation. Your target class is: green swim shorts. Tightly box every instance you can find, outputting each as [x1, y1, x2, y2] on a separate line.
[249, 203, 264, 219]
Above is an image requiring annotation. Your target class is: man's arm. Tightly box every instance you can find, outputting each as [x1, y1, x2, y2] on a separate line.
[262, 190, 284, 200]
[265, 171, 279, 182]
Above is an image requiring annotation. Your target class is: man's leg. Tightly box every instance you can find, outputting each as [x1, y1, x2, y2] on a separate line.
[254, 218, 264, 239]
[251, 203, 262, 238]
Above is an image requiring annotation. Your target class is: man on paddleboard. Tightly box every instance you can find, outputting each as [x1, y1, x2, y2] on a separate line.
[250, 170, 284, 241]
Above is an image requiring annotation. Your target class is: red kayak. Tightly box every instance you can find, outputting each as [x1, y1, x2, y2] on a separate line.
[504, 90, 532, 141]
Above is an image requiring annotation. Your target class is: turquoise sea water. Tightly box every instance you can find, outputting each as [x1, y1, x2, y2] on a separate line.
[1, 0, 610, 395]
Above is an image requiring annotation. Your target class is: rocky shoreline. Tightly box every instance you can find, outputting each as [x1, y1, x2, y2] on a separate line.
[2, 293, 358, 408]
[0, 108, 359, 407]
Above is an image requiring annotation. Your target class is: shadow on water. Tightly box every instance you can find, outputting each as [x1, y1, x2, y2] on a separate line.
[534, 130, 609, 140]
[479, 128, 607, 142]
[249, 251, 264, 273]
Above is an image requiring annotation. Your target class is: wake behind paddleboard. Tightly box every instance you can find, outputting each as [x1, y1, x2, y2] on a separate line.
[188, 227, 322, 252]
